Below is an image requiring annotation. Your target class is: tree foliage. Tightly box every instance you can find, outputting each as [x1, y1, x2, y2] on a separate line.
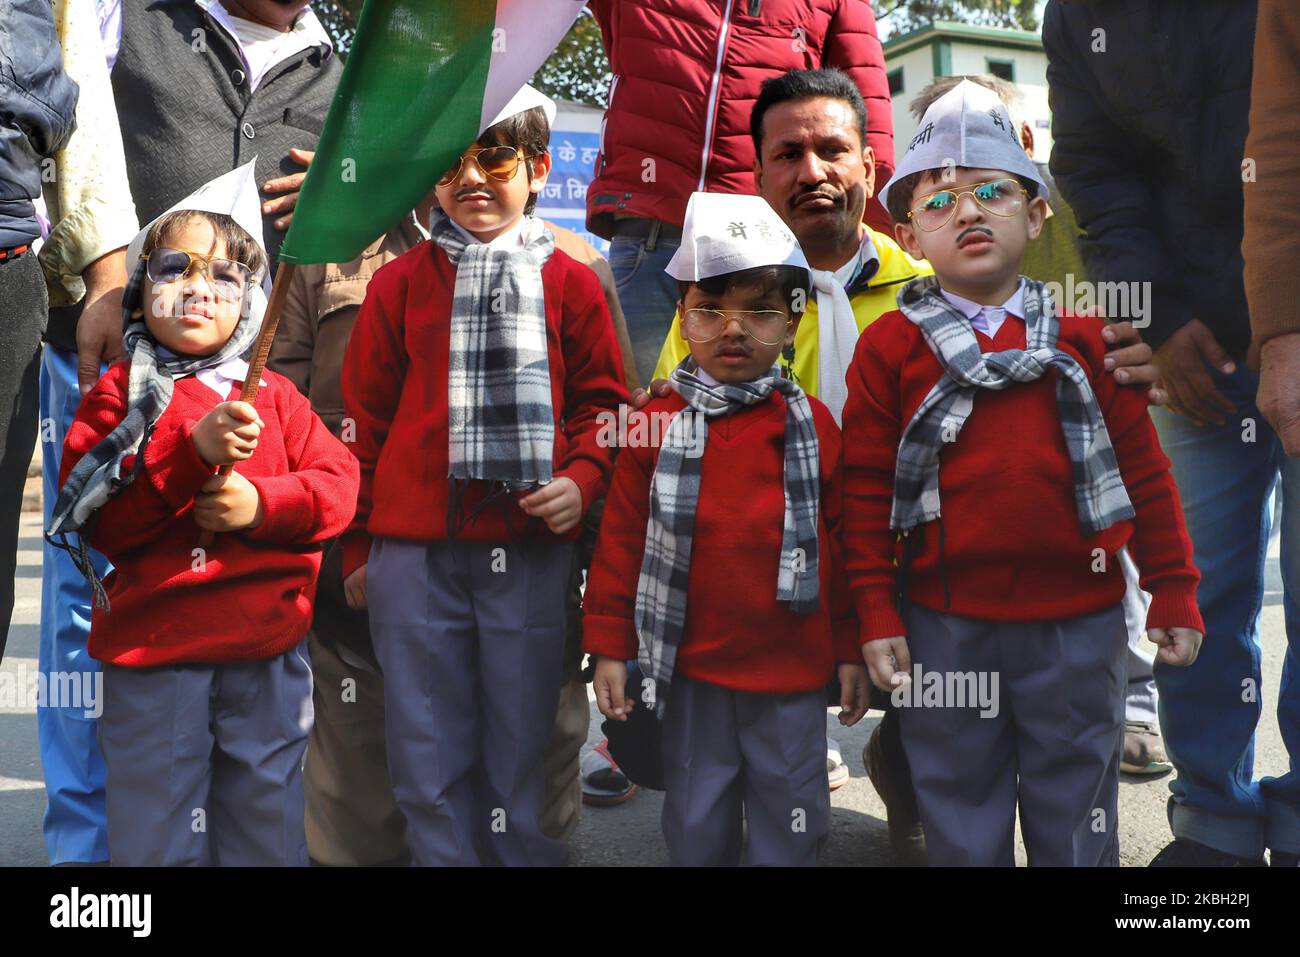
[311, 2, 1039, 98]
[531, 10, 611, 108]
[313, 0, 362, 55]
[876, 0, 1040, 34]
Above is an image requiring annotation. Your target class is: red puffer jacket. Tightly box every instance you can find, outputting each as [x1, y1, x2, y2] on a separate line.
[586, 0, 895, 237]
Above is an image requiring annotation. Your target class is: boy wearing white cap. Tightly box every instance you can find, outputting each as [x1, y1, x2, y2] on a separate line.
[841, 80, 1204, 865]
[339, 87, 627, 866]
[47, 163, 360, 865]
[584, 192, 869, 866]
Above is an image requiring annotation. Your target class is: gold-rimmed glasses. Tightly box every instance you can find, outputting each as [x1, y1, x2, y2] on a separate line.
[682, 308, 792, 346]
[907, 177, 1029, 232]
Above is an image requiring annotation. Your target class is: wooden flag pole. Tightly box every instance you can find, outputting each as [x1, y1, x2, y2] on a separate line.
[197, 260, 298, 549]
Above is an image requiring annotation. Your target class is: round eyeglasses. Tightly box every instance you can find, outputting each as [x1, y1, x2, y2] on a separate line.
[682, 308, 792, 346]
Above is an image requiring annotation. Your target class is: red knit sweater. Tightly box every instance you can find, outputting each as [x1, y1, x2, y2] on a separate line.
[61, 363, 360, 667]
[583, 392, 860, 695]
[339, 241, 628, 578]
[842, 309, 1204, 641]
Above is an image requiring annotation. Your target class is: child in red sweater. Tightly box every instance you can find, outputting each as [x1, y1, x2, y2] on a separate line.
[339, 88, 627, 867]
[584, 192, 869, 866]
[47, 165, 359, 866]
[845, 81, 1203, 865]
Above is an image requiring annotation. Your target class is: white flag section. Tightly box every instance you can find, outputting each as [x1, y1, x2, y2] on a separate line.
[478, 0, 586, 136]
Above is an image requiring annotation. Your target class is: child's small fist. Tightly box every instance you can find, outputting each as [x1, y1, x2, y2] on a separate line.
[837, 663, 870, 726]
[1148, 627, 1203, 667]
[862, 636, 912, 694]
[193, 400, 264, 467]
[519, 476, 583, 535]
[193, 472, 263, 532]
[343, 564, 367, 610]
[593, 656, 632, 721]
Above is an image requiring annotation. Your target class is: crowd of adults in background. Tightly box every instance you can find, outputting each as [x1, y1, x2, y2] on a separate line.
[1, 0, 1297, 867]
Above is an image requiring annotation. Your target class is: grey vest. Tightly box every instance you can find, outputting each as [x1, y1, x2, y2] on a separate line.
[111, 0, 341, 267]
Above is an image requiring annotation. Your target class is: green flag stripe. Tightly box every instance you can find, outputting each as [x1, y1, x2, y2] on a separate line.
[279, 0, 498, 265]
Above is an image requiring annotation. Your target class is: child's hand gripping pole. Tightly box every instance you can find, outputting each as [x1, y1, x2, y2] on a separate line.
[197, 261, 297, 549]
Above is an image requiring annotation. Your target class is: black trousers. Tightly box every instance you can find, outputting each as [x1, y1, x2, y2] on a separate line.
[0, 249, 46, 663]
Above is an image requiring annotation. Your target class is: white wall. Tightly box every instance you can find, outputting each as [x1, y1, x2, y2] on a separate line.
[886, 46, 936, 159]
[950, 43, 1053, 162]
[886, 42, 1055, 165]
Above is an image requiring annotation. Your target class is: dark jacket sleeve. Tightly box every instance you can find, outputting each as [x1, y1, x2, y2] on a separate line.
[0, 0, 80, 243]
[1243, 0, 1300, 348]
[1042, 2, 1192, 349]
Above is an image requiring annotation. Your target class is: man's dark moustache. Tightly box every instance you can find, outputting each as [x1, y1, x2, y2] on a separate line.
[792, 189, 840, 207]
[957, 226, 994, 243]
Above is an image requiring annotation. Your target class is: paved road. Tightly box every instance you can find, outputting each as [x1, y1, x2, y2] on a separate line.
[1, 511, 1290, 866]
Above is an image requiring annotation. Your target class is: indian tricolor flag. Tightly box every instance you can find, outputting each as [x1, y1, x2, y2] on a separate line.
[278, 0, 586, 265]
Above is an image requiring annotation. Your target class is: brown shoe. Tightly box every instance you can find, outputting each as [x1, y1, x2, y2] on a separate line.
[863, 711, 927, 866]
[1122, 720, 1173, 776]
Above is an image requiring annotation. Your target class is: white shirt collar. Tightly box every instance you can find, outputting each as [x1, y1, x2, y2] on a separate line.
[695, 365, 721, 387]
[939, 279, 1026, 320]
[938, 279, 1026, 339]
[829, 228, 881, 291]
[196, 1, 332, 92]
[692, 364, 784, 388]
[157, 345, 250, 399]
[447, 214, 540, 251]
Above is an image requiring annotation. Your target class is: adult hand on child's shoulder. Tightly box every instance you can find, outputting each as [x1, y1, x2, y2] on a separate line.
[593, 656, 632, 721]
[519, 476, 583, 535]
[837, 663, 870, 727]
[193, 400, 264, 467]
[193, 472, 264, 532]
[1148, 627, 1203, 667]
[630, 378, 672, 410]
[343, 564, 367, 610]
[1097, 318, 1165, 405]
[862, 636, 912, 695]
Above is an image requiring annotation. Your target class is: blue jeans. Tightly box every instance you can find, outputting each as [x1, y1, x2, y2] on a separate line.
[1150, 366, 1300, 858]
[37, 343, 110, 864]
[608, 231, 682, 388]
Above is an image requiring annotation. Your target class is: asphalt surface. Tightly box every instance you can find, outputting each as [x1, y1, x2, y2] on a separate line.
[1, 511, 1290, 866]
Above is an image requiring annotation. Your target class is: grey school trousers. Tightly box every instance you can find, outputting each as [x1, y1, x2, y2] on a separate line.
[97, 641, 314, 866]
[367, 537, 573, 867]
[661, 677, 830, 867]
[898, 603, 1128, 867]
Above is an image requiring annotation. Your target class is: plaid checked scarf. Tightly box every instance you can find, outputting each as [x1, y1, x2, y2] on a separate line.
[636, 359, 822, 717]
[45, 259, 263, 609]
[891, 275, 1134, 535]
[429, 212, 557, 487]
